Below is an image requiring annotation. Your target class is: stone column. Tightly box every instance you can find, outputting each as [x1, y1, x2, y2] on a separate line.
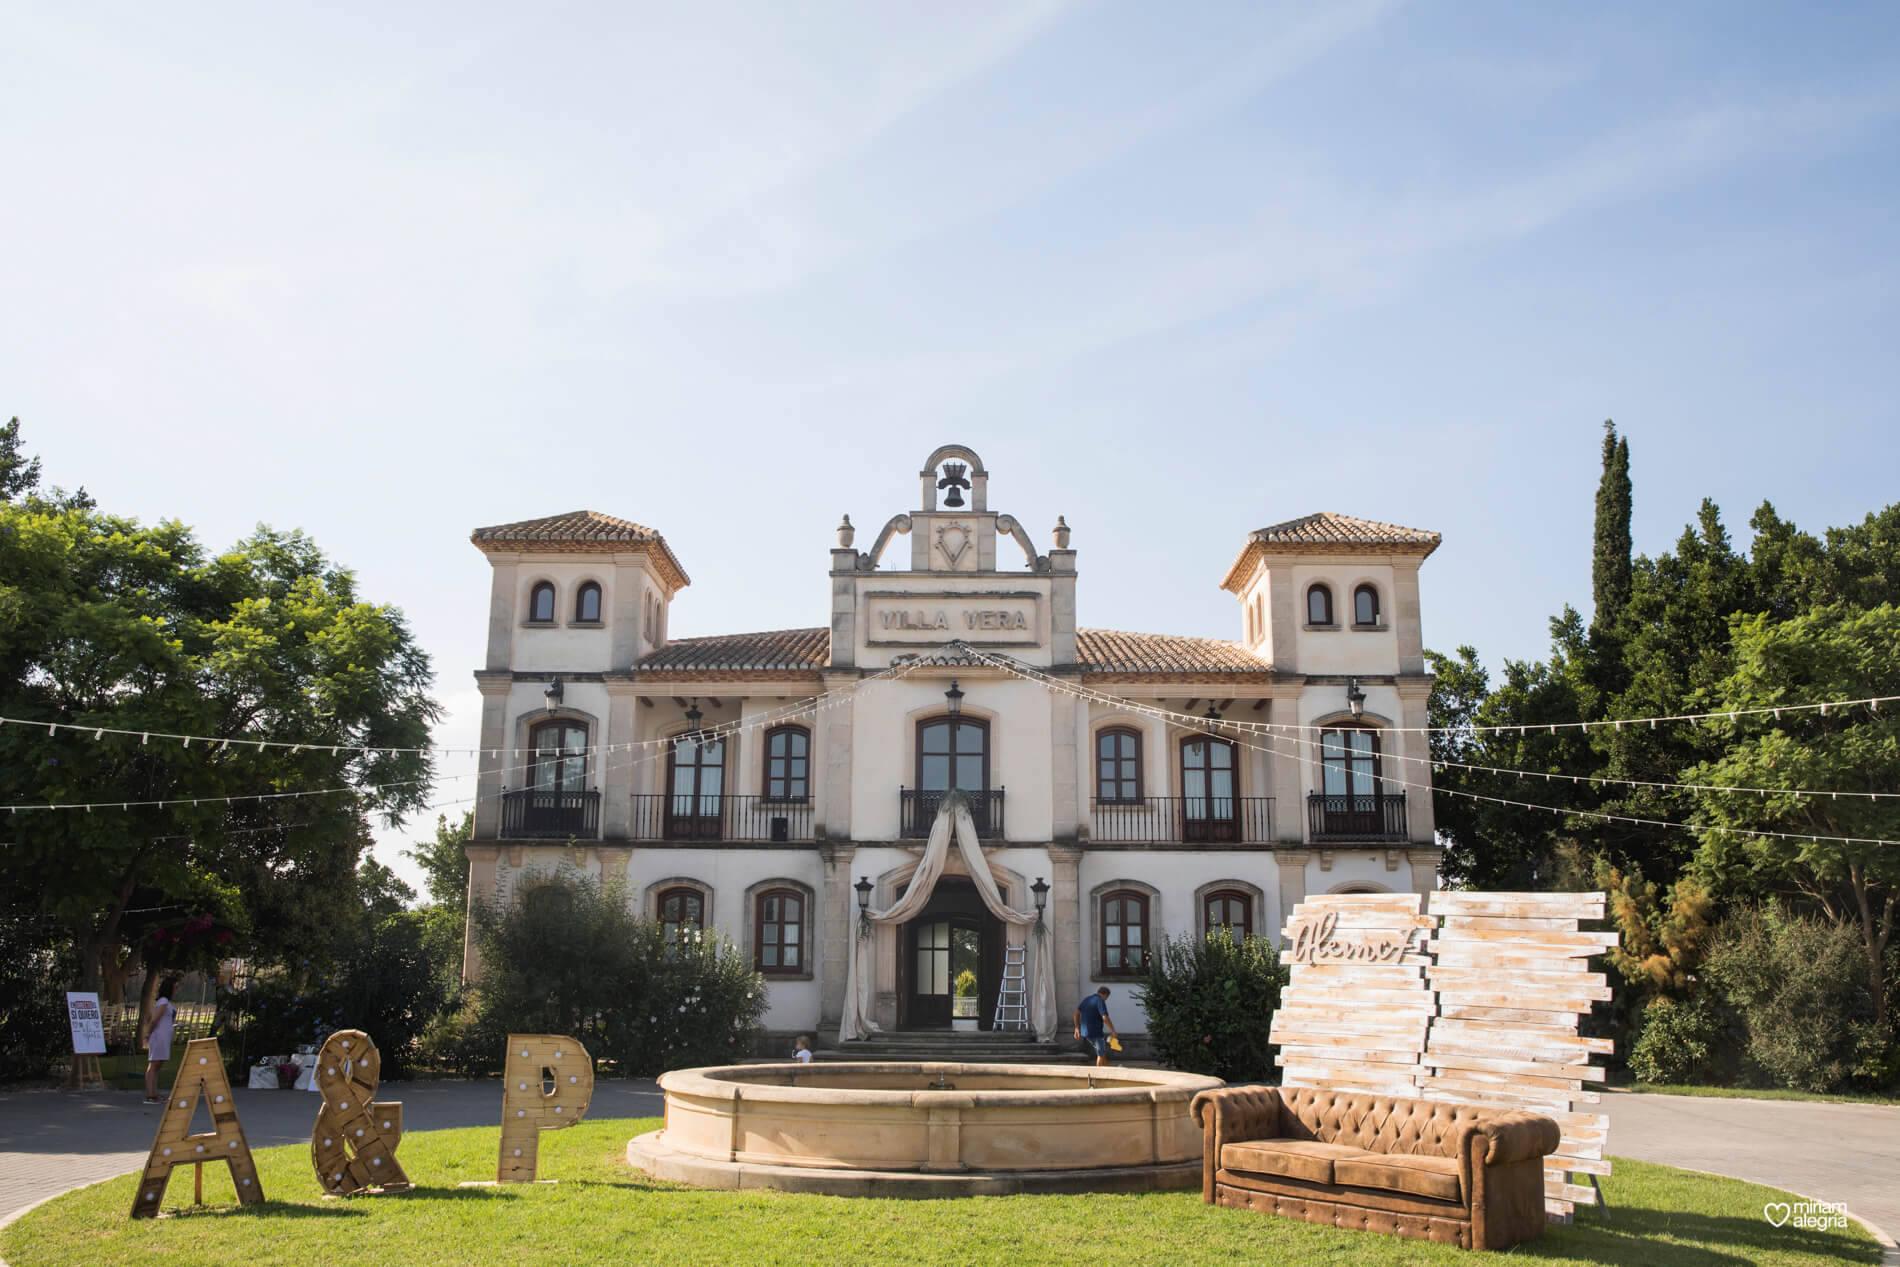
[1407, 848, 1442, 898]
[1392, 559, 1425, 677]
[472, 672, 512, 841]
[1048, 843, 1084, 1020]
[462, 844, 501, 983]
[1396, 677, 1436, 844]
[1049, 691, 1081, 846]
[818, 842, 857, 1031]
[483, 555, 518, 671]
[828, 551, 858, 670]
[1048, 548, 1077, 666]
[1265, 564, 1299, 673]
[609, 557, 646, 669]
[1273, 850, 1311, 939]
[601, 676, 638, 841]
[819, 669, 857, 841]
[1267, 688, 1305, 843]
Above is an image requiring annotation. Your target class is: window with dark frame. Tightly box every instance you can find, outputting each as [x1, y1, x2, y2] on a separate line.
[529, 581, 556, 624]
[575, 581, 602, 623]
[1306, 583, 1333, 626]
[1099, 889, 1150, 975]
[1203, 888, 1252, 938]
[755, 888, 806, 975]
[763, 725, 811, 802]
[1321, 727, 1381, 796]
[1353, 584, 1379, 627]
[657, 886, 704, 957]
[1094, 727, 1143, 803]
[528, 720, 588, 791]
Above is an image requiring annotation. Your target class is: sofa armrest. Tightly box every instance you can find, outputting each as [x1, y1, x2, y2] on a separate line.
[1479, 1111, 1561, 1167]
[1190, 1087, 1281, 1204]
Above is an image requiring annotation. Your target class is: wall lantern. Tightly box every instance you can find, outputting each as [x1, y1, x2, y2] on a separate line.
[945, 679, 964, 718]
[855, 875, 874, 910]
[685, 698, 704, 737]
[1346, 677, 1366, 719]
[1031, 876, 1050, 914]
[1204, 703, 1222, 723]
[543, 675, 564, 713]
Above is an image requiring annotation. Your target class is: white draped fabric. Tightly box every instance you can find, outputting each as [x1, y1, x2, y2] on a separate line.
[839, 795, 1057, 1042]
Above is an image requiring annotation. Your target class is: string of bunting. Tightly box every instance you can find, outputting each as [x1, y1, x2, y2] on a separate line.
[952, 644, 1900, 850]
[0, 659, 921, 815]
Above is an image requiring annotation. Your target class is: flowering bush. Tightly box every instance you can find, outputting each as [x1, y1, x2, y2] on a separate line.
[457, 868, 767, 1076]
[1135, 929, 1286, 1083]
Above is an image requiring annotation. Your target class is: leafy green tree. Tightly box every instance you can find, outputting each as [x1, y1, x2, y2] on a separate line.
[0, 418, 41, 502]
[405, 811, 473, 909]
[356, 858, 417, 921]
[1687, 605, 1900, 1028]
[0, 476, 440, 990]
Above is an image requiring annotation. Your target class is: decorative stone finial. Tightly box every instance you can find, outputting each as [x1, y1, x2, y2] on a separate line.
[1052, 515, 1071, 549]
[837, 515, 855, 548]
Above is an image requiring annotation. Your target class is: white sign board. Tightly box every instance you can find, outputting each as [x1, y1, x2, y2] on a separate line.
[66, 991, 106, 1055]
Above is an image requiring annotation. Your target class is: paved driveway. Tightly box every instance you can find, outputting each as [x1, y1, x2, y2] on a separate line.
[1602, 1089, 1900, 1245]
[0, 1079, 662, 1226]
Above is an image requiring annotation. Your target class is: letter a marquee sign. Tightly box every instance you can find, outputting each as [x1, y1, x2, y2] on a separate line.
[131, 1038, 263, 1218]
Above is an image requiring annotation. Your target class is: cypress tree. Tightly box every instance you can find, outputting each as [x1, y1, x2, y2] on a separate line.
[1592, 420, 1633, 630]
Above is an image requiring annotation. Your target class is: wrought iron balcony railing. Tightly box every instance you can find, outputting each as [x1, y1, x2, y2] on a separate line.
[500, 788, 601, 839]
[629, 794, 814, 843]
[899, 787, 1006, 840]
[1088, 795, 1275, 844]
[1307, 792, 1409, 842]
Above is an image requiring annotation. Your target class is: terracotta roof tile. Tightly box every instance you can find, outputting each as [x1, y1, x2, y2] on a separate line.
[1221, 511, 1440, 591]
[637, 627, 830, 672]
[470, 510, 689, 589]
[1076, 628, 1271, 674]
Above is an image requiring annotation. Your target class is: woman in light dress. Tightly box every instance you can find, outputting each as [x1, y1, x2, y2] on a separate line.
[141, 976, 181, 1103]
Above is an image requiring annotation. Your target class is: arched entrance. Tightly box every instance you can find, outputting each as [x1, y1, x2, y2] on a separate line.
[897, 876, 1006, 1030]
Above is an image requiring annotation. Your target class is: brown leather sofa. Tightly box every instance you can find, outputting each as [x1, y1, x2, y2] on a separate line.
[1190, 1085, 1560, 1250]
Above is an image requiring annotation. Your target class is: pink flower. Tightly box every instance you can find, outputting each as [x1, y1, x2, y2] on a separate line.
[1202, 1036, 1211, 1044]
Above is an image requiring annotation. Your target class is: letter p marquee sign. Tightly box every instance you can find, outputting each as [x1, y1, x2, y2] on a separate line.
[498, 1034, 594, 1182]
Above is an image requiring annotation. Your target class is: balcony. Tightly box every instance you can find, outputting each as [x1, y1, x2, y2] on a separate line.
[629, 794, 814, 843]
[1088, 796, 1275, 844]
[501, 789, 601, 839]
[899, 788, 1006, 840]
[1307, 792, 1409, 842]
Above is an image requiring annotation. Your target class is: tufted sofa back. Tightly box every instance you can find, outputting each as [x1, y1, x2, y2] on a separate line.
[1276, 1087, 1494, 1159]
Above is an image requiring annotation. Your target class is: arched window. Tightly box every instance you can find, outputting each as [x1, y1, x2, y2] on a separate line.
[528, 581, 556, 624]
[1181, 736, 1238, 841]
[1320, 727, 1381, 797]
[763, 726, 810, 802]
[1203, 888, 1252, 938]
[754, 887, 806, 975]
[574, 581, 602, 623]
[528, 720, 588, 791]
[1353, 584, 1379, 627]
[657, 886, 704, 955]
[666, 733, 726, 839]
[1095, 727, 1143, 803]
[1099, 889, 1150, 976]
[1306, 583, 1333, 627]
[522, 882, 574, 921]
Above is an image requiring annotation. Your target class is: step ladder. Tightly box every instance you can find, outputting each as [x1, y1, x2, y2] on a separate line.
[993, 944, 1030, 1032]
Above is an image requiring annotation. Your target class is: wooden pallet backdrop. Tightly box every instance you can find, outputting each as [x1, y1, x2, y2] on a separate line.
[1272, 891, 1616, 1223]
[1270, 893, 1436, 1098]
[1420, 891, 1614, 1221]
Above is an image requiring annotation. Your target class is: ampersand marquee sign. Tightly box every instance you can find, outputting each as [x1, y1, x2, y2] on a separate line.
[311, 1029, 411, 1196]
[498, 1034, 593, 1182]
[130, 1038, 262, 1218]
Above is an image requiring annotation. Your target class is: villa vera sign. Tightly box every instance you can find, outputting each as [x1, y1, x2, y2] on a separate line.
[865, 593, 1039, 644]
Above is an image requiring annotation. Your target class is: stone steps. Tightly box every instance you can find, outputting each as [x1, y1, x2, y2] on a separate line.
[826, 1031, 1090, 1064]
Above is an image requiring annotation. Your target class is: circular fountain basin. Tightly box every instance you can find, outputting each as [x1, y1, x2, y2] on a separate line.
[627, 1062, 1224, 1196]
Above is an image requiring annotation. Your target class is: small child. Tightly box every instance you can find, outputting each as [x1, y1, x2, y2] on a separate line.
[793, 1035, 813, 1064]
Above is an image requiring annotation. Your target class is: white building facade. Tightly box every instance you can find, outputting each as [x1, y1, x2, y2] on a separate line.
[462, 444, 1443, 1044]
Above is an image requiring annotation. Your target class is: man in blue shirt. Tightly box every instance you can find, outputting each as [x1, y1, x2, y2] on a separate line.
[1073, 987, 1117, 1066]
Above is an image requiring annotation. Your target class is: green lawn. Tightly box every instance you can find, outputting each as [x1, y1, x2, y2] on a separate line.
[1, 1119, 1878, 1266]
[1610, 1078, 1900, 1107]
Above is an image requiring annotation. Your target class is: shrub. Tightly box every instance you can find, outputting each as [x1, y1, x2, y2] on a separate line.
[331, 909, 459, 1079]
[464, 868, 766, 1076]
[1704, 904, 1884, 1094]
[0, 914, 77, 1082]
[1629, 994, 1727, 1084]
[1135, 929, 1286, 1082]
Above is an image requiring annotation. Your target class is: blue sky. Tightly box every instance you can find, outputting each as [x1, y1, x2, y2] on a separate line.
[5, 2, 1897, 889]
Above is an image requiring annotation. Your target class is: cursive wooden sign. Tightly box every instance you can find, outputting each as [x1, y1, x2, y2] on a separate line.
[1286, 910, 1408, 965]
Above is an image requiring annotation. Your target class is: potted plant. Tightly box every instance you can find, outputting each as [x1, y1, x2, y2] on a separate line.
[952, 970, 980, 1032]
